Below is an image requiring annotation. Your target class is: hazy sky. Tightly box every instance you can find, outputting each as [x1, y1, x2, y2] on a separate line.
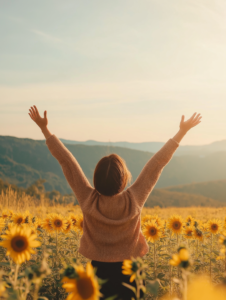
[1, 0, 226, 145]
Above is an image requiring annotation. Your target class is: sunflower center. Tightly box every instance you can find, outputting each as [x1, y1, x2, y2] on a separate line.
[54, 220, 62, 227]
[17, 217, 23, 224]
[173, 221, 181, 229]
[149, 227, 157, 236]
[77, 277, 94, 299]
[11, 236, 28, 252]
[211, 224, 218, 230]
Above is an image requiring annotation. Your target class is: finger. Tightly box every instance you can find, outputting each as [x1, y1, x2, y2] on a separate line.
[30, 106, 36, 116]
[190, 112, 197, 120]
[192, 116, 202, 124]
[193, 113, 201, 122]
[181, 115, 185, 123]
[29, 108, 35, 118]
[192, 120, 201, 127]
[34, 105, 40, 116]
[44, 110, 47, 119]
[28, 113, 34, 120]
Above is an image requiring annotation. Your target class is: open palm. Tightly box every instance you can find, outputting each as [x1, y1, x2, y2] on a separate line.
[28, 105, 48, 129]
[180, 113, 202, 132]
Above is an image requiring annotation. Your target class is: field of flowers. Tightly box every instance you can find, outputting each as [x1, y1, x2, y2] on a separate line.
[1, 187, 226, 300]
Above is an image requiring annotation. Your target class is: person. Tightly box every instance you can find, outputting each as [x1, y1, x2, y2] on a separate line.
[28, 105, 202, 300]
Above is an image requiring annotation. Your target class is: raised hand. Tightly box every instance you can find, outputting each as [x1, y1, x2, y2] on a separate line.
[180, 113, 202, 132]
[28, 105, 48, 129]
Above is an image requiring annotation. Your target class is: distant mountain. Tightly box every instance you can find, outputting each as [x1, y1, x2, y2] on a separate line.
[1, 135, 226, 197]
[60, 138, 226, 156]
[164, 180, 226, 203]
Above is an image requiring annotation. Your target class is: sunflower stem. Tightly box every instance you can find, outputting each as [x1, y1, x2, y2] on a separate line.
[14, 263, 19, 287]
[76, 232, 80, 260]
[225, 247, 226, 272]
[154, 242, 156, 279]
[197, 240, 199, 258]
[177, 234, 179, 278]
[182, 269, 188, 300]
[210, 233, 212, 280]
[33, 283, 39, 300]
[55, 230, 58, 267]
[136, 269, 141, 300]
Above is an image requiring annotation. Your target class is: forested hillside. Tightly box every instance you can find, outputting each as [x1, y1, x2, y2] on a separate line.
[164, 180, 226, 203]
[1, 135, 226, 198]
[0, 178, 223, 208]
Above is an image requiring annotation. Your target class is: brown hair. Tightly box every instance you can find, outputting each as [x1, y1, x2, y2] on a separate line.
[93, 154, 132, 196]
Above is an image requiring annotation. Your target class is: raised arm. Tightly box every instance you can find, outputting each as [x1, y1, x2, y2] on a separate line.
[127, 113, 202, 208]
[28, 105, 94, 209]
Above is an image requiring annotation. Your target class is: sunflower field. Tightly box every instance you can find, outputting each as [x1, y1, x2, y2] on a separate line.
[1, 187, 226, 299]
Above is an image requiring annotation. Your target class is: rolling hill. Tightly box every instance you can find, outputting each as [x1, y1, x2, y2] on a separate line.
[0, 178, 223, 208]
[1, 135, 226, 199]
[164, 180, 226, 203]
[60, 138, 226, 156]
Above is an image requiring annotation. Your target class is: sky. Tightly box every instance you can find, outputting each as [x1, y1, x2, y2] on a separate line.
[1, 0, 226, 145]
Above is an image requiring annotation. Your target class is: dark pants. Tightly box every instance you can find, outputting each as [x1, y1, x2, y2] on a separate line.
[91, 260, 145, 300]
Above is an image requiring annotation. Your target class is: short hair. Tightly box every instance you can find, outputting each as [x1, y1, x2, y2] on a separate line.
[93, 154, 132, 196]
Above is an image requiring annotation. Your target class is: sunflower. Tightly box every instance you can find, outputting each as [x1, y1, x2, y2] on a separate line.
[50, 214, 67, 232]
[167, 215, 184, 235]
[75, 214, 84, 234]
[185, 215, 194, 225]
[193, 220, 203, 228]
[201, 223, 208, 232]
[42, 215, 54, 233]
[141, 215, 152, 229]
[219, 231, 226, 247]
[170, 248, 190, 269]
[153, 215, 164, 228]
[0, 219, 5, 232]
[64, 218, 73, 234]
[62, 262, 102, 300]
[24, 210, 32, 224]
[1, 209, 9, 219]
[22, 223, 37, 236]
[193, 228, 204, 241]
[0, 224, 41, 264]
[207, 219, 222, 235]
[35, 218, 43, 229]
[122, 259, 139, 283]
[142, 220, 162, 243]
[69, 214, 79, 232]
[187, 276, 226, 300]
[13, 213, 25, 226]
[8, 210, 14, 217]
[184, 226, 193, 239]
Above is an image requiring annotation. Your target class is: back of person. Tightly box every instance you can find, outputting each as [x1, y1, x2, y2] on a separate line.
[29, 105, 202, 299]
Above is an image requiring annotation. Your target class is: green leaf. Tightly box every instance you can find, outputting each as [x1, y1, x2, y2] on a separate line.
[105, 295, 118, 300]
[157, 273, 165, 280]
[146, 280, 160, 296]
[122, 282, 136, 294]
[0, 262, 10, 267]
[213, 267, 220, 273]
[97, 278, 109, 285]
